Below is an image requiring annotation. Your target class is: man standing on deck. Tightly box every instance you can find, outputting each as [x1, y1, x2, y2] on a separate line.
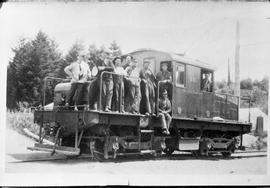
[88, 52, 115, 112]
[112, 56, 126, 113]
[140, 60, 156, 115]
[64, 54, 91, 110]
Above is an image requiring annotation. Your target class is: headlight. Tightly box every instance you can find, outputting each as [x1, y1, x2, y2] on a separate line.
[91, 66, 98, 77]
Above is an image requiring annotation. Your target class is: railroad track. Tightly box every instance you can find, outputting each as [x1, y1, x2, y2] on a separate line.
[10, 150, 267, 163]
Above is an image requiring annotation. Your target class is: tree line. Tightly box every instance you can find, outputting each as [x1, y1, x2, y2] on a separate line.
[7, 30, 122, 110]
[215, 77, 269, 114]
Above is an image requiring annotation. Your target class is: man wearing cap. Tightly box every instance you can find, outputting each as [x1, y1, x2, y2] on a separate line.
[112, 57, 126, 113]
[140, 60, 156, 115]
[64, 54, 91, 110]
[156, 62, 172, 99]
[125, 59, 141, 114]
[158, 89, 172, 135]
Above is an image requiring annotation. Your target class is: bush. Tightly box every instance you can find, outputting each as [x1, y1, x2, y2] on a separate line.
[6, 110, 40, 136]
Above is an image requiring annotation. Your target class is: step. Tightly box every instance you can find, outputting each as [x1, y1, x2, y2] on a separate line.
[140, 150, 156, 154]
[140, 130, 154, 133]
[28, 143, 80, 156]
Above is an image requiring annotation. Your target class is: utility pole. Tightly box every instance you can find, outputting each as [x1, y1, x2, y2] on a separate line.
[234, 20, 240, 97]
[227, 58, 231, 87]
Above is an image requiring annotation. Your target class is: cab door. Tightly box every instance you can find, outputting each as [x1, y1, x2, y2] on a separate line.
[172, 61, 187, 118]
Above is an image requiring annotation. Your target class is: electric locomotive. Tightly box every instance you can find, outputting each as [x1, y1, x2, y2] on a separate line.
[28, 48, 252, 160]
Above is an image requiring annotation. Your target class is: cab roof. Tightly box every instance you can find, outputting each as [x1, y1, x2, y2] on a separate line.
[128, 48, 217, 71]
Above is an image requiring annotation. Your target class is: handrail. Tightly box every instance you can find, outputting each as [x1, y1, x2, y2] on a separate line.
[208, 91, 252, 123]
[156, 81, 161, 116]
[99, 71, 141, 112]
[214, 91, 240, 99]
[42, 76, 96, 107]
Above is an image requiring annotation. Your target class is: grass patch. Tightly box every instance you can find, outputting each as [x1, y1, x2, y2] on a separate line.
[6, 111, 40, 136]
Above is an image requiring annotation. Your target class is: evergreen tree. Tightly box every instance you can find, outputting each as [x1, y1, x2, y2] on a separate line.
[87, 43, 100, 69]
[108, 40, 122, 57]
[6, 31, 62, 109]
[87, 44, 110, 68]
[55, 41, 84, 78]
[240, 78, 253, 90]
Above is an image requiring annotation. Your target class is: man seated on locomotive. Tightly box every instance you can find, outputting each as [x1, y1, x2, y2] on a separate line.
[112, 57, 127, 113]
[64, 54, 91, 111]
[158, 89, 172, 135]
[156, 62, 172, 99]
[125, 59, 141, 114]
[88, 53, 115, 112]
[139, 60, 156, 116]
[201, 72, 212, 92]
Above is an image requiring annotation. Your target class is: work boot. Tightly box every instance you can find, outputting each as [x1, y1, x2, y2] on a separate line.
[162, 129, 169, 135]
[105, 108, 111, 112]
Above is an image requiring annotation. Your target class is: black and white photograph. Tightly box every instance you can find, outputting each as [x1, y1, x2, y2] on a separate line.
[0, 0, 269, 186]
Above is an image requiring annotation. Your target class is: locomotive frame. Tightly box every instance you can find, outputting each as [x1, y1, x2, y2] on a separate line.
[28, 49, 252, 161]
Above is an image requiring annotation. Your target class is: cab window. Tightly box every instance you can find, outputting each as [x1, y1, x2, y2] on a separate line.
[175, 63, 185, 87]
[160, 61, 172, 72]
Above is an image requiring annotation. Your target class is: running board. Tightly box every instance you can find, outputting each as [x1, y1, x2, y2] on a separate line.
[140, 130, 154, 133]
[27, 143, 80, 156]
[140, 150, 156, 154]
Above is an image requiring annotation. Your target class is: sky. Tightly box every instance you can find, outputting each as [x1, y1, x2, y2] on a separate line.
[1, 2, 270, 81]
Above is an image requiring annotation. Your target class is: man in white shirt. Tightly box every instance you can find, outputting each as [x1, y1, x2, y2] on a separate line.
[64, 54, 91, 110]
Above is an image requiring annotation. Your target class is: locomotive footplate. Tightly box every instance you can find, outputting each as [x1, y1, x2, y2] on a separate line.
[27, 143, 80, 156]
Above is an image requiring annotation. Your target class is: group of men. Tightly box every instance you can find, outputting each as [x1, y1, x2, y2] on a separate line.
[64, 53, 172, 135]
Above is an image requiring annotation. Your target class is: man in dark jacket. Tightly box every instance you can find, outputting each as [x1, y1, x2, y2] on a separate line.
[140, 60, 156, 115]
[88, 54, 114, 112]
[156, 62, 172, 99]
[125, 59, 141, 114]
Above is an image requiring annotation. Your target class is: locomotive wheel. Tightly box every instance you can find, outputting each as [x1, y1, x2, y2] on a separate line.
[163, 137, 176, 155]
[93, 151, 105, 162]
[163, 147, 175, 155]
[91, 139, 106, 162]
[191, 150, 200, 158]
[221, 152, 232, 158]
[221, 144, 235, 158]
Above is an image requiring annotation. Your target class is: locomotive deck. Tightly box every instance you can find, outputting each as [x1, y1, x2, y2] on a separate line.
[34, 109, 251, 136]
